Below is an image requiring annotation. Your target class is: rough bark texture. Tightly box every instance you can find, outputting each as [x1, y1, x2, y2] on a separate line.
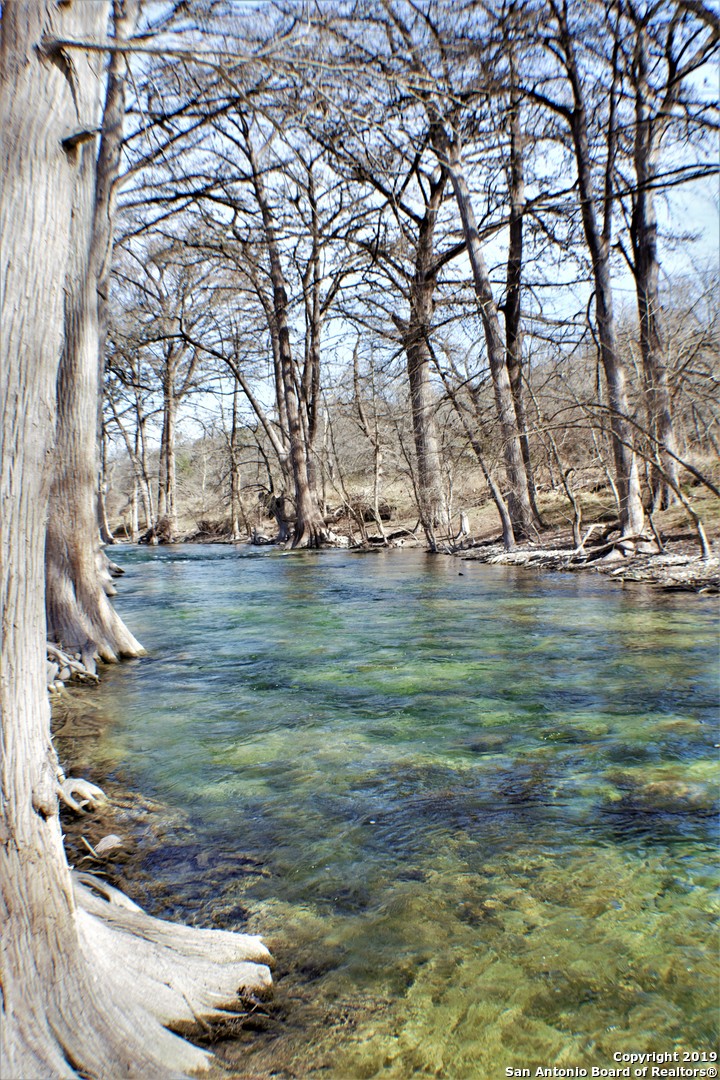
[1, 7, 271, 1076]
[45, 0, 144, 660]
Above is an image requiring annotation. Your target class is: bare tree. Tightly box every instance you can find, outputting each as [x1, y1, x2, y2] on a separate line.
[622, 1, 719, 506]
[523, 0, 650, 547]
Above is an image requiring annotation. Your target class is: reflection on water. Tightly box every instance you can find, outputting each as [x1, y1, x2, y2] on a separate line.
[59, 546, 719, 1078]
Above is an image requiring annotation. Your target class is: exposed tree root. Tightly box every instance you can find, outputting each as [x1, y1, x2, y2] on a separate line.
[57, 771, 107, 813]
[74, 872, 273, 1036]
[47, 641, 101, 692]
[459, 537, 719, 592]
[1, 870, 273, 1080]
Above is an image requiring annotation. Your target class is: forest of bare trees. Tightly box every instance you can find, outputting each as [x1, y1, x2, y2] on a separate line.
[100, 0, 719, 557]
[1, 0, 717, 1076]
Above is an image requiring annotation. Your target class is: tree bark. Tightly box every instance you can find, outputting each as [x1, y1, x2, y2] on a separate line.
[1, 10, 271, 1075]
[504, 85, 542, 524]
[1, 4, 89, 1069]
[157, 363, 179, 541]
[553, 4, 648, 543]
[98, 425, 116, 545]
[230, 380, 244, 540]
[244, 123, 328, 547]
[45, 0, 144, 660]
[396, 171, 449, 547]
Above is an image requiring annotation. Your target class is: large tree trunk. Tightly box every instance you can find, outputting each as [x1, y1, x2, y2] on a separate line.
[432, 127, 537, 540]
[43, 0, 143, 665]
[1, 5, 90, 1072]
[95, 0, 141, 543]
[45, 0, 144, 660]
[631, 25, 679, 508]
[1, 9, 271, 1076]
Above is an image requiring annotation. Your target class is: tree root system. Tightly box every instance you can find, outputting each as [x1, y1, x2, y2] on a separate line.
[47, 641, 101, 692]
[74, 870, 273, 1045]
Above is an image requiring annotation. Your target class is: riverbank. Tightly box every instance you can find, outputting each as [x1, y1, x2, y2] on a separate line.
[454, 531, 720, 593]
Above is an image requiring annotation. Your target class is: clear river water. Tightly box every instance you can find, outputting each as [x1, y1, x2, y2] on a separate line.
[60, 545, 719, 1079]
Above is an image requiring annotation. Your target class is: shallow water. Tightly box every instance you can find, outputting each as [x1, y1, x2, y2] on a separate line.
[63, 546, 719, 1077]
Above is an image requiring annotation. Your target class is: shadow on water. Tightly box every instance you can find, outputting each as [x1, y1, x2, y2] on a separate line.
[57, 546, 720, 1079]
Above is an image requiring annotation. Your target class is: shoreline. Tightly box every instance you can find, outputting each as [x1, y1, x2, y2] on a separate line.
[453, 536, 720, 594]
[125, 528, 720, 594]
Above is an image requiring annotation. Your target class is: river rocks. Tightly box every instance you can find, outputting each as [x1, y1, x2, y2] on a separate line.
[605, 765, 718, 814]
[94, 833, 125, 856]
[654, 717, 703, 735]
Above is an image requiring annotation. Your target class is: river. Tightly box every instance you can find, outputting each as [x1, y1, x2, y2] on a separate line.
[58, 546, 719, 1078]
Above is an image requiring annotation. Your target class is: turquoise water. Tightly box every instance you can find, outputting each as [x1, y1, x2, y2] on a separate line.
[64, 546, 719, 1077]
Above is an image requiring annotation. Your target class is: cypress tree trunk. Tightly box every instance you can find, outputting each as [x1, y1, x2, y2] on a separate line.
[1, 5, 91, 1070]
[45, 0, 143, 660]
[2, 11, 271, 1075]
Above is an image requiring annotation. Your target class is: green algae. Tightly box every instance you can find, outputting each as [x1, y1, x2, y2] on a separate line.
[62, 547, 719, 1079]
